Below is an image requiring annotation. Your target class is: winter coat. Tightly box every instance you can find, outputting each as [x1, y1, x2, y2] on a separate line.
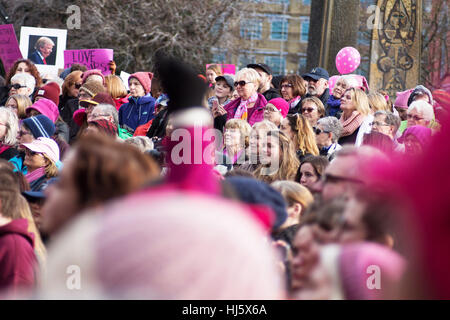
[119, 94, 156, 134]
[224, 93, 267, 126]
[262, 87, 282, 102]
[58, 96, 79, 143]
[0, 218, 36, 293]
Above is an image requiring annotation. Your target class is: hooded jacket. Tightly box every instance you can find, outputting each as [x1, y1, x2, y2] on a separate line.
[0, 218, 36, 293]
[119, 94, 156, 134]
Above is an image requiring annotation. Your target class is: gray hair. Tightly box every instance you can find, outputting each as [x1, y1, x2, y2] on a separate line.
[408, 100, 434, 122]
[125, 136, 154, 153]
[338, 75, 360, 88]
[35, 37, 55, 50]
[92, 103, 119, 127]
[317, 116, 343, 143]
[374, 111, 401, 132]
[11, 73, 36, 92]
[0, 107, 19, 145]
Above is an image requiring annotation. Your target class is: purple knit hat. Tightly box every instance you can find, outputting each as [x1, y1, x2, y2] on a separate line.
[394, 89, 414, 109]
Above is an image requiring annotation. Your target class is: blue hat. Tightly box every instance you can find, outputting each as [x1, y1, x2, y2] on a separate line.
[23, 115, 55, 139]
[302, 67, 330, 81]
[22, 177, 59, 200]
[226, 176, 288, 230]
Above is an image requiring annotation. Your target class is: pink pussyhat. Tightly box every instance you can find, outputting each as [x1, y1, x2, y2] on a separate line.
[394, 89, 413, 109]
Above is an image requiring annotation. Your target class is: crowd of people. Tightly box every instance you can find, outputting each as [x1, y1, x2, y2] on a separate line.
[0, 54, 449, 300]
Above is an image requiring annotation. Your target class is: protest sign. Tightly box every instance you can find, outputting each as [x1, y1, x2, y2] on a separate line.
[0, 24, 22, 73]
[64, 49, 114, 75]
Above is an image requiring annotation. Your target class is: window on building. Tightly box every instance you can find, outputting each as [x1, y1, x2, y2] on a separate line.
[239, 55, 256, 70]
[264, 56, 286, 75]
[212, 52, 227, 64]
[240, 19, 262, 40]
[300, 17, 309, 42]
[302, 0, 311, 5]
[271, 18, 289, 41]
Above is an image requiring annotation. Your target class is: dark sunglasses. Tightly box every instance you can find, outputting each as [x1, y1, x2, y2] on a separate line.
[74, 83, 82, 89]
[234, 80, 252, 87]
[312, 127, 329, 135]
[301, 107, 316, 113]
[9, 83, 27, 90]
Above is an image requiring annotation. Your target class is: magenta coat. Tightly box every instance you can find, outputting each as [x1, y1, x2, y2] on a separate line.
[224, 93, 267, 126]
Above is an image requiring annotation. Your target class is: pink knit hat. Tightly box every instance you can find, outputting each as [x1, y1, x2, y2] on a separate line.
[394, 89, 413, 109]
[73, 108, 87, 127]
[267, 98, 289, 118]
[338, 242, 406, 299]
[129, 72, 154, 95]
[398, 125, 432, 147]
[26, 98, 59, 123]
[82, 69, 106, 85]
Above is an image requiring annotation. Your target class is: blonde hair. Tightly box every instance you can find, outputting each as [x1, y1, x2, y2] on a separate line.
[235, 68, 261, 89]
[301, 96, 326, 118]
[105, 75, 128, 99]
[225, 119, 252, 148]
[17, 195, 47, 266]
[346, 88, 371, 116]
[0, 107, 19, 146]
[6, 94, 32, 120]
[44, 155, 59, 178]
[368, 92, 390, 112]
[286, 113, 319, 156]
[271, 180, 314, 210]
[206, 64, 223, 77]
[254, 130, 300, 183]
[62, 70, 83, 97]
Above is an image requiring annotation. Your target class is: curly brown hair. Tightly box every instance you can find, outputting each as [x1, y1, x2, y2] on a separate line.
[5, 59, 43, 87]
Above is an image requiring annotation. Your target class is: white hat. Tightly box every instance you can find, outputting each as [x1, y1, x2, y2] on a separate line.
[23, 137, 60, 163]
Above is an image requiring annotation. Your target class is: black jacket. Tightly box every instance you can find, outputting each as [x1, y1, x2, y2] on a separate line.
[305, 88, 330, 111]
[262, 88, 282, 102]
[58, 96, 79, 143]
[147, 107, 169, 139]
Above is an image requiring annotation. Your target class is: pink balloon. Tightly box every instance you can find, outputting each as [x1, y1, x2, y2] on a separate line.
[336, 47, 361, 74]
[328, 75, 340, 95]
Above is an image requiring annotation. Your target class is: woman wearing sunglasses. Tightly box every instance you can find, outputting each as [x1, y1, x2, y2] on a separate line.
[300, 97, 326, 128]
[22, 137, 60, 192]
[215, 68, 267, 128]
[315, 116, 343, 161]
[8, 73, 36, 99]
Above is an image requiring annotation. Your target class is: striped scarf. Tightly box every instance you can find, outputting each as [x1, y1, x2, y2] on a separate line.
[234, 93, 258, 121]
[340, 111, 364, 137]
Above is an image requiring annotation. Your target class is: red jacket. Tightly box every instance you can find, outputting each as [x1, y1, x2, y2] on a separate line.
[114, 95, 130, 111]
[224, 93, 267, 126]
[0, 218, 36, 294]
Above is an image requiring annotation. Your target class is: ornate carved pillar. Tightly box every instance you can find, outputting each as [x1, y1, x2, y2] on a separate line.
[369, 0, 422, 95]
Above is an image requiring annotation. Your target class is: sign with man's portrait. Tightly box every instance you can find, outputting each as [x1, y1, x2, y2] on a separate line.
[19, 27, 67, 73]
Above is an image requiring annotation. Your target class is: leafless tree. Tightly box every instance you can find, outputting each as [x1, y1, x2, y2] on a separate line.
[2, 0, 245, 73]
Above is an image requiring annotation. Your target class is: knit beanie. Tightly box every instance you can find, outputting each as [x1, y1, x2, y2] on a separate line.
[407, 85, 434, 106]
[26, 98, 59, 123]
[92, 92, 115, 106]
[73, 109, 87, 127]
[34, 82, 61, 106]
[88, 119, 118, 137]
[394, 89, 413, 109]
[81, 69, 105, 85]
[129, 72, 153, 95]
[79, 80, 106, 98]
[267, 97, 289, 118]
[23, 115, 55, 138]
[398, 125, 432, 148]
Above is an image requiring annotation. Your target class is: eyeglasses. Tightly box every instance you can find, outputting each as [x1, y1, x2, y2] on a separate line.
[234, 80, 252, 87]
[264, 106, 279, 113]
[322, 173, 364, 185]
[280, 84, 293, 89]
[301, 107, 316, 114]
[9, 83, 27, 90]
[74, 83, 82, 89]
[312, 127, 329, 135]
[370, 121, 389, 127]
[407, 114, 424, 122]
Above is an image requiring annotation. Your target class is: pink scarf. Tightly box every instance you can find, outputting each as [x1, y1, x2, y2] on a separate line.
[0, 144, 10, 155]
[234, 93, 258, 121]
[289, 96, 301, 109]
[340, 111, 365, 137]
[25, 167, 46, 183]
